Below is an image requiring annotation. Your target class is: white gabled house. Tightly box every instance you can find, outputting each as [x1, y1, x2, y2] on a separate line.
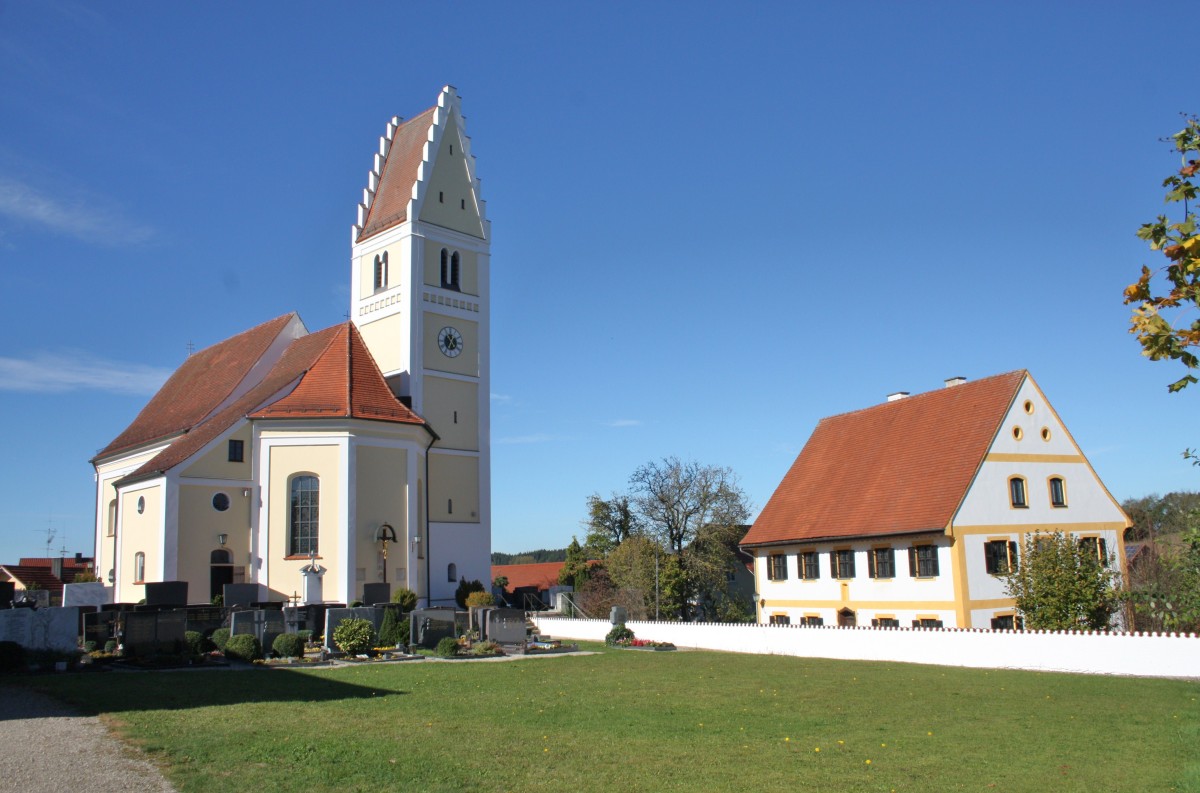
[740, 371, 1129, 629]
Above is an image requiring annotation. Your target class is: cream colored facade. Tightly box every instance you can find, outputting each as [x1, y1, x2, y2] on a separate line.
[751, 375, 1129, 629]
[93, 87, 492, 608]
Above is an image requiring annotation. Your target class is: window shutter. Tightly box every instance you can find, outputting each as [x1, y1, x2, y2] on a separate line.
[1008, 541, 1018, 572]
[830, 550, 838, 578]
[867, 550, 877, 578]
[908, 547, 917, 577]
[1098, 538, 1108, 563]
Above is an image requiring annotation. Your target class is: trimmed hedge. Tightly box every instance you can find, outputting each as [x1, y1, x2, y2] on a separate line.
[434, 636, 460, 658]
[224, 634, 262, 661]
[211, 628, 231, 652]
[272, 633, 305, 659]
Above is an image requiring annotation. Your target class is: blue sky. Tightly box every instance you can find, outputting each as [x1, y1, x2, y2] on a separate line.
[0, 2, 1194, 561]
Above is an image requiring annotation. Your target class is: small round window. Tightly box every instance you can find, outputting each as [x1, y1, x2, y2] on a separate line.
[1023, 400, 1034, 414]
[1041, 427, 1051, 442]
[1012, 426, 1024, 441]
[137, 496, 145, 514]
[212, 493, 231, 512]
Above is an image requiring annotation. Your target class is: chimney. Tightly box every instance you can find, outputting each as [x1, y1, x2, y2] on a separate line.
[886, 392, 910, 402]
[944, 376, 967, 388]
[75, 552, 83, 564]
[50, 558, 63, 579]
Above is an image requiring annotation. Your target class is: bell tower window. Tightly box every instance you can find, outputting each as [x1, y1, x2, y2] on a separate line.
[440, 249, 461, 290]
[373, 252, 388, 291]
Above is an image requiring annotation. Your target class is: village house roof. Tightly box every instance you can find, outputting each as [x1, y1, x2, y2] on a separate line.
[1, 556, 94, 596]
[98, 318, 428, 486]
[741, 370, 1027, 548]
[490, 562, 570, 593]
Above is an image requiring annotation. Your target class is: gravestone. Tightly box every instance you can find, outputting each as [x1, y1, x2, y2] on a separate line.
[0, 607, 80, 653]
[121, 611, 159, 657]
[184, 606, 225, 638]
[486, 608, 527, 647]
[410, 607, 459, 649]
[0, 581, 14, 608]
[231, 609, 287, 652]
[157, 610, 186, 651]
[223, 583, 261, 608]
[470, 606, 493, 634]
[83, 611, 117, 648]
[18, 590, 50, 609]
[322, 607, 382, 651]
[62, 583, 111, 608]
[145, 581, 188, 607]
[362, 582, 390, 606]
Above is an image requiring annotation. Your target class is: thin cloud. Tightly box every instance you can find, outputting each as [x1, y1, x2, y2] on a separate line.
[605, 419, 641, 428]
[0, 176, 154, 246]
[0, 352, 171, 395]
[491, 392, 513, 404]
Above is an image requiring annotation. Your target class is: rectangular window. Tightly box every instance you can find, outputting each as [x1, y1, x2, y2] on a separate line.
[867, 547, 895, 579]
[1049, 477, 1066, 507]
[1010, 477, 1027, 508]
[984, 539, 1019, 575]
[228, 439, 244, 463]
[871, 617, 900, 628]
[768, 614, 791, 626]
[1079, 537, 1109, 565]
[799, 551, 820, 580]
[990, 614, 1023, 630]
[912, 618, 944, 628]
[908, 545, 939, 578]
[831, 549, 856, 579]
[800, 616, 824, 626]
[767, 554, 788, 581]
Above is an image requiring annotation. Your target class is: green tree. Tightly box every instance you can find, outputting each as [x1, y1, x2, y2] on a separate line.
[558, 538, 590, 590]
[1121, 491, 1200, 541]
[583, 493, 641, 556]
[1003, 532, 1122, 631]
[1124, 116, 1200, 460]
[684, 520, 752, 621]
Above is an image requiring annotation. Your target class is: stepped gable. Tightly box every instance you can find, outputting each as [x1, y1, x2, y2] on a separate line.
[94, 314, 297, 460]
[355, 105, 438, 242]
[742, 370, 1027, 547]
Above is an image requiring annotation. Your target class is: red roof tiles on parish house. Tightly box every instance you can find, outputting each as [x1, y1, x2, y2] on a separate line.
[741, 371, 1027, 547]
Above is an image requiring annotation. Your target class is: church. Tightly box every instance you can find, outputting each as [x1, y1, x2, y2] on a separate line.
[90, 86, 491, 608]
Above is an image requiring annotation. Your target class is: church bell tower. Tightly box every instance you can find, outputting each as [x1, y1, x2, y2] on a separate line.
[348, 86, 491, 605]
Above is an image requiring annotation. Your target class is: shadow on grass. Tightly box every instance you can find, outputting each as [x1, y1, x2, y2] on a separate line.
[3, 668, 405, 720]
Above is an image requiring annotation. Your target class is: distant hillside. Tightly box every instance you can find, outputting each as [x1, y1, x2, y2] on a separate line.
[491, 548, 567, 565]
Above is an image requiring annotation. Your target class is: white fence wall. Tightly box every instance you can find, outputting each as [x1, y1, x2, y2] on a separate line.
[531, 617, 1198, 679]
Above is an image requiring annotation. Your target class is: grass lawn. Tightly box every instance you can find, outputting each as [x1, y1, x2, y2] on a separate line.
[19, 644, 1200, 792]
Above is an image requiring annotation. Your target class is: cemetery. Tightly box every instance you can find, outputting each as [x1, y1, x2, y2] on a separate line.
[0, 579, 578, 673]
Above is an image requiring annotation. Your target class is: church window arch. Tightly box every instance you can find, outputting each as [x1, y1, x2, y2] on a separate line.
[450, 252, 461, 290]
[373, 252, 388, 291]
[106, 500, 117, 537]
[440, 248, 449, 287]
[447, 563, 457, 582]
[211, 548, 233, 564]
[289, 474, 320, 557]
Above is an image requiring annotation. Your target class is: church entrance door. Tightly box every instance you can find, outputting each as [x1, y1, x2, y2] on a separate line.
[837, 608, 856, 627]
[210, 548, 234, 601]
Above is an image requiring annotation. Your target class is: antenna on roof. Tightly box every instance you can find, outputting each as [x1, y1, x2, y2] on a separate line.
[186, 340, 195, 357]
[41, 520, 56, 558]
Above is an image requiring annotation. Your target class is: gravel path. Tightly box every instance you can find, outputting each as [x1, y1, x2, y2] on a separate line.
[0, 685, 176, 793]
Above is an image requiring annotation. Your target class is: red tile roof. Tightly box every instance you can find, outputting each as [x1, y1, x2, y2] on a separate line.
[115, 322, 427, 486]
[490, 562, 571, 592]
[18, 557, 92, 569]
[1, 562, 91, 596]
[357, 106, 437, 242]
[94, 314, 297, 461]
[741, 371, 1027, 547]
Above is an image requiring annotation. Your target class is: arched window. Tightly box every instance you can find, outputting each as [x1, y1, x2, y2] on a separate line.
[449, 252, 460, 290]
[373, 252, 388, 291]
[289, 475, 320, 556]
[440, 248, 449, 287]
[447, 563, 457, 582]
[1009, 476, 1028, 509]
[210, 548, 233, 564]
[1048, 476, 1067, 508]
[134, 552, 146, 583]
[106, 499, 117, 537]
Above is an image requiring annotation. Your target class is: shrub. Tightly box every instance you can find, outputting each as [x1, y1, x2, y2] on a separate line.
[224, 634, 262, 661]
[211, 628, 231, 652]
[297, 629, 313, 644]
[211, 594, 224, 607]
[455, 578, 485, 608]
[466, 591, 496, 608]
[104, 640, 118, 654]
[184, 630, 206, 657]
[83, 641, 97, 653]
[378, 608, 404, 647]
[391, 587, 417, 612]
[605, 625, 635, 646]
[72, 571, 100, 583]
[333, 618, 376, 656]
[272, 633, 306, 659]
[0, 641, 24, 672]
[434, 636, 460, 658]
[398, 618, 410, 647]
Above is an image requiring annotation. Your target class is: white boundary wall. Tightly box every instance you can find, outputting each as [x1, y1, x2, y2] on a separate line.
[531, 617, 1198, 679]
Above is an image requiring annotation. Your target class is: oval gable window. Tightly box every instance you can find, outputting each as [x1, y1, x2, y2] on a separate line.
[212, 493, 231, 512]
[137, 496, 145, 514]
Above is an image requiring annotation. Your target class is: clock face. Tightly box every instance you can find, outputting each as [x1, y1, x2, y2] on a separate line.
[437, 326, 464, 358]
